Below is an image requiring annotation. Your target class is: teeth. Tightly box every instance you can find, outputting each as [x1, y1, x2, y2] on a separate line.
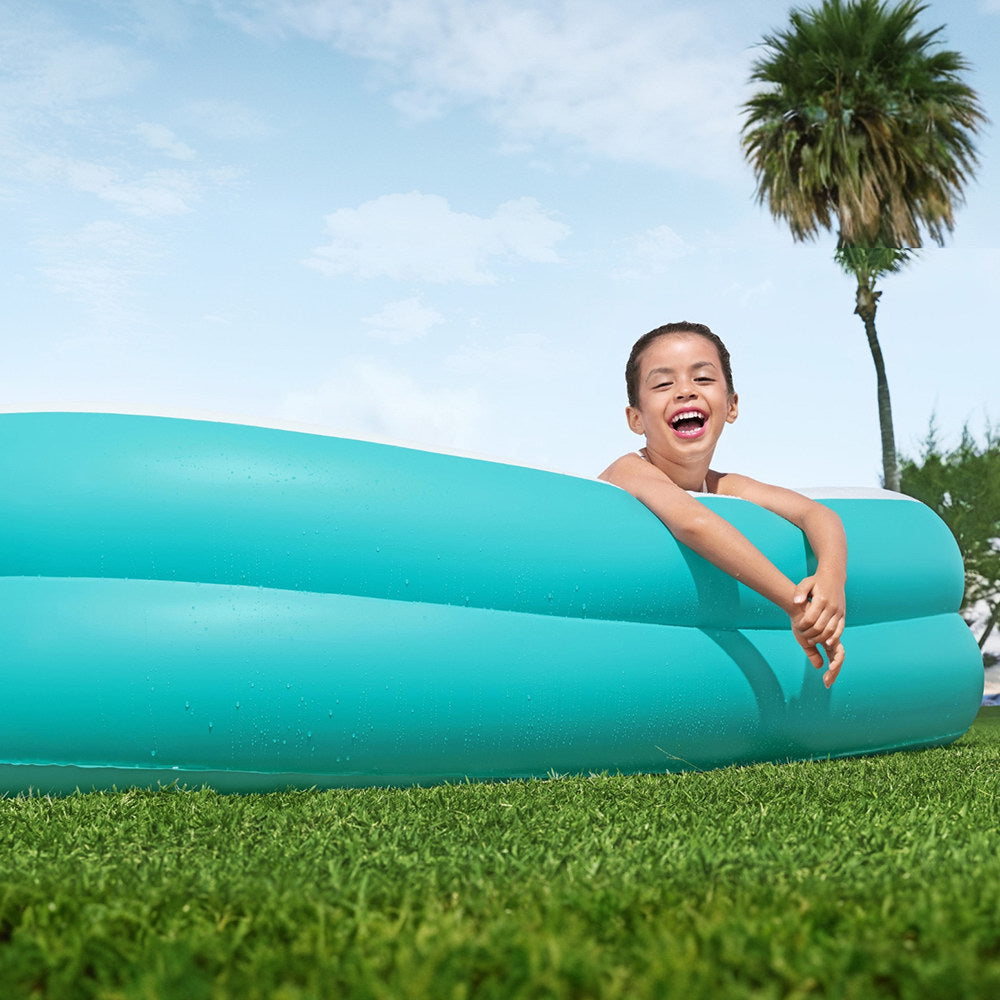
[671, 410, 705, 426]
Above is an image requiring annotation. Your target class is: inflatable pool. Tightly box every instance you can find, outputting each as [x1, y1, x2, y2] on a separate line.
[0, 412, 983, 794]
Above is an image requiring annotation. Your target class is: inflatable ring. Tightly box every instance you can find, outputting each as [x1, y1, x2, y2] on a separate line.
[0, 412, 983, 793]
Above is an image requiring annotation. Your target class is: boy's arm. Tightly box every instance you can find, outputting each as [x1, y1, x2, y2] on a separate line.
[716, 473, 847, 668]
[600, 455, 842, 685]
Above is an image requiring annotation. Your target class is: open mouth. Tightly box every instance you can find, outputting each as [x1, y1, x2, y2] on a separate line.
[670, 410, 707, 438]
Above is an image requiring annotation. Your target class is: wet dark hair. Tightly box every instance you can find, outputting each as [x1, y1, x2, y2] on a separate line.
[625, 322, 735, 406]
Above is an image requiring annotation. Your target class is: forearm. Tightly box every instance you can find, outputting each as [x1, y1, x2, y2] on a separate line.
[800, 505, 847, 583]
[669, 507, 797, 612]
[620, 489, 793, 615]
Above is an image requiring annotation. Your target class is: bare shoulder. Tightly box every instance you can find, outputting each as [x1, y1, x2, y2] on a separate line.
[598, 452, 650, 486]
[599, 452, 693, 509]
[600, 454, 711, 537]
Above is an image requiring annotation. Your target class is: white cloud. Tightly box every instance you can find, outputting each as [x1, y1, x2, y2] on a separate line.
[0, 11, 147, 111]
[28, 153, 232, 216]
[216, 0, 749, 177]
[363, 297, 444, 343]
[273, 330, 566, 461]
[306, 191, 569, 283]
[136, 122, 196, 160]
[612, 224, 691, 279]
[0, 10, 238, 218]
[276, 358, 485, 451]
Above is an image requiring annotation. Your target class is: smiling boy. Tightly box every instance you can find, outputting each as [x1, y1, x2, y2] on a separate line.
[600, 322, 847, 687]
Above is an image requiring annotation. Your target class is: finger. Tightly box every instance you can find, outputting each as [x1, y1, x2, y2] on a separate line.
[793, 623, 821, 649]
[830, 641, 845, 670]
[800, 626, 824, 645]
[799, 610, 835, 644]
[797, 599, 823, 623]
[792, 622, 817, 649]
[803, 598, 839, 629]
[823, 645, 845, 687]
[798, 638, 824, 670]
[813, 612, 840, 645]
[791, 616, 825, 669]
[816, 607, 846, 644]
[797, 621, 820, 640]
[794, 610, 822, 637]
[792, 579, 813, 607]
[824, 616, 845, 647]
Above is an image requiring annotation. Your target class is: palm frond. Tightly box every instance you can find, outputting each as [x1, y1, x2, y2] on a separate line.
[741, 0, 986, 247]
[834, 244, 913, 284]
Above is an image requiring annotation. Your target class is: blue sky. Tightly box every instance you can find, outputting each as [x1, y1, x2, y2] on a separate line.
[3, 0, 998, 486]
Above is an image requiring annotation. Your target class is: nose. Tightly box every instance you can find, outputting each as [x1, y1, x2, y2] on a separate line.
[675, 381, 698, 400]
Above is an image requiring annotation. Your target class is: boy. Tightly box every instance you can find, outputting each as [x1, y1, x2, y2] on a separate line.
[600, 322, 846, 688]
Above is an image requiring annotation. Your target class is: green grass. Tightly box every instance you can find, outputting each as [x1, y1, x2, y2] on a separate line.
[2, 712, 999, 1000]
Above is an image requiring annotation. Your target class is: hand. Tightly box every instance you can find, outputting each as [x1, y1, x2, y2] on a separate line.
[789, 572, 846, 688]
[788, 623, 844, 688]
[791, 573, 846, 650]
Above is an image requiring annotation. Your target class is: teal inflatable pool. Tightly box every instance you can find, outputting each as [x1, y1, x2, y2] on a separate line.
[0, 412, 983, 794]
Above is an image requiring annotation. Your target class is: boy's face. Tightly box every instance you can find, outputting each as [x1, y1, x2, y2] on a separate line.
[626, 333, 738, 464]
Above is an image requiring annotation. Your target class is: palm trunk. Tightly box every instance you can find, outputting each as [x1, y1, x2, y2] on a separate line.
[854, 282, 899, 491]
[978, 602, 1000, 651]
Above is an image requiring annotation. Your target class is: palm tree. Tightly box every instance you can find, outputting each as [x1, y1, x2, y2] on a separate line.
[741, 0, 985, 489]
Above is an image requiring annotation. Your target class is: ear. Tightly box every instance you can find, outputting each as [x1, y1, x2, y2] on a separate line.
[625, 406, 645, 436]
[726, 393, 739, 424]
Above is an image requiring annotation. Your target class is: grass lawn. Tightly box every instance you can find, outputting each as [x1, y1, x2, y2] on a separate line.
[1, 710, 998, 999]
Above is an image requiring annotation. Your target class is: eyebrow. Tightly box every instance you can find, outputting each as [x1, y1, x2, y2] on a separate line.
[645, 361, 717, 382]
